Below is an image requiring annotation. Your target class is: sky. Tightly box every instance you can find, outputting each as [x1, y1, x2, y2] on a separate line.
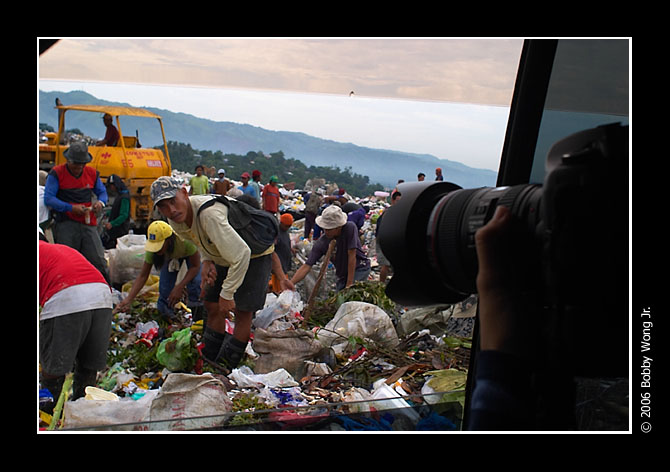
[38, 38, 525, 171]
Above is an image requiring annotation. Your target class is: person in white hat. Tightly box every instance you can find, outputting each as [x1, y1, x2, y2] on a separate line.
[212, 168, 232, 196]
[290, 204, 371, 291]
[113, 220, 203, 320]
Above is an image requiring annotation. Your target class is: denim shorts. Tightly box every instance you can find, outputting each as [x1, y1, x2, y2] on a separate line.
[203, 254, 272, 312]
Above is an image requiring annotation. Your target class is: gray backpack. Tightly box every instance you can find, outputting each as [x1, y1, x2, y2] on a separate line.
[197, 196, 278, 255]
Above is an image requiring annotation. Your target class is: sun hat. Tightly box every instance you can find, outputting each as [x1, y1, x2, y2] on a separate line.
[145, 220, 173, 252]
[63, 141, 92, 164]
[280, 213, 294, 226]
[150, 176, 182, 207]
[316, 205, 347, 230]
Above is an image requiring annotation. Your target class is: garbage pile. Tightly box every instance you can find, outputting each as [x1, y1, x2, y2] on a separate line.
[39, 180, 476, 432]
[43, 288, 473, 431]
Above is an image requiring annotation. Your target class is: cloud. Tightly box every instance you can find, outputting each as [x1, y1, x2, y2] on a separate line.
[39, 38, 523, 106]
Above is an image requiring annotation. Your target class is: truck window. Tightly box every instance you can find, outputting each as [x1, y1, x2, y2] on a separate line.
[529, 39, 629, 183]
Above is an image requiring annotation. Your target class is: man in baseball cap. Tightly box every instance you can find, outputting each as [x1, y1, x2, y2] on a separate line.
[149, 176, 293, 370]
[114, 219, 203, 320]
[290, 205, 370, 292]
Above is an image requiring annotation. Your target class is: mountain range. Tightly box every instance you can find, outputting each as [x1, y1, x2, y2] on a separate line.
[39, 90, 498, 189]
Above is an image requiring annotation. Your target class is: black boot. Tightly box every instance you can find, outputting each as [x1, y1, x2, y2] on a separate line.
[40, 375, 65, 415]
[201, 327, 229, 362]
[72, 366, 98, 401]
[218, 336, 248, 369]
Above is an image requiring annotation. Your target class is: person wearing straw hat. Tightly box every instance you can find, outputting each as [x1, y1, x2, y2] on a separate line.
[113, 220, 203, 321]
[290, 205, 370, 292]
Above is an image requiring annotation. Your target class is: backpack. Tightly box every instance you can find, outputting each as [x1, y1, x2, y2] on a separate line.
[196, 195, 279, 255]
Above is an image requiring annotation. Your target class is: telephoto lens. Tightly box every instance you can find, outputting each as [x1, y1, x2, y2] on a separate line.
[378, 181, 542, 306]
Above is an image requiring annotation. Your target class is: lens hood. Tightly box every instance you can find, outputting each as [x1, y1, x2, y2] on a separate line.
[377, 181, 464, 306]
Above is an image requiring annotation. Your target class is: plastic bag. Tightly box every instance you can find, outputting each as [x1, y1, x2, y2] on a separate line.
[228, 365, 299, 389]
[396, 305, 454, 337]
[122, 275, 160, 303]
[253, 290, 303, 329]
[156, 328, 196, 372]
[370, 378, 420, 423]
[108, 234, 149, 286]
[317, 301, 399, 355]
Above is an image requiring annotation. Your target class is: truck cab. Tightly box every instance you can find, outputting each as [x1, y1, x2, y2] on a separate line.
[39, 104, 172, 232]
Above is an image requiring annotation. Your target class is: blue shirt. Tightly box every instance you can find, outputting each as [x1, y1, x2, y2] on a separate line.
[44, 171, 108, 213]
[238, 184, 258, 199]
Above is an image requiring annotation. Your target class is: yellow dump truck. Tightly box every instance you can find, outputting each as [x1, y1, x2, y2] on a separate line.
[39, 103, 172, 231]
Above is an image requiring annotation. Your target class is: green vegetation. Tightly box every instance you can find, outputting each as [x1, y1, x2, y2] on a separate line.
[163, 141, 385, 198]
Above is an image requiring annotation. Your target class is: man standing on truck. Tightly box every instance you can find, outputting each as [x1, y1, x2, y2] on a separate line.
[44, 141, 110, 283]
[96, 113, 119, 147]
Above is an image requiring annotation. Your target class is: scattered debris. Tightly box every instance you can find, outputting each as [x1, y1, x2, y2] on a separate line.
[39, 179, 476, 432]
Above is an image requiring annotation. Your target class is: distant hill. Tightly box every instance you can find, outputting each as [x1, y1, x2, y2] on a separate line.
[39, 90, 498, 189]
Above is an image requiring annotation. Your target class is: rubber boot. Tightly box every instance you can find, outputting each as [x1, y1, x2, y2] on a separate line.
[40, 375, 65, 415]
[201, 327, 229, 362]
[72, 366, 98, 401]
[190, 304, 206, 324]
[217, 336, 248, 369]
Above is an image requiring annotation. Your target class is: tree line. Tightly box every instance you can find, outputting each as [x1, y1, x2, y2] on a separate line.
[163, 141, 385, 198]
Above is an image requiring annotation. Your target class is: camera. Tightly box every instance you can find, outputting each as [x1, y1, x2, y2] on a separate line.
[378, 122, 629, 309]
[378, 123, 628, 378]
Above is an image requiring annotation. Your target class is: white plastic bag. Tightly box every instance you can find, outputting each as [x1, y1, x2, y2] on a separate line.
[228, 366, 299, 389]
[253, 290, 303, 329]
[317, 302, 399, 355]
[370, 379, 420, 423]
[107, 234, 148, 285]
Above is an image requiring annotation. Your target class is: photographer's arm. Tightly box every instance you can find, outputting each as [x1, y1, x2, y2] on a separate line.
[467, 205, 534, 431]
[475, 206, 528, 356]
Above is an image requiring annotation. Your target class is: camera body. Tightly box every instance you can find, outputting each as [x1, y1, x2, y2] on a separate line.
[378, 123, 628, 376]
[378, 122, 628, 307]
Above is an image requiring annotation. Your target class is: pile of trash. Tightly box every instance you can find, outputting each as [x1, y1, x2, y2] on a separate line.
[39, 181, 476, 432]
[40, 279, 474, 431]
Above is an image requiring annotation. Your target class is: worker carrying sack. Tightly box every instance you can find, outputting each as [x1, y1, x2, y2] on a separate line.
[197, 195, 279, 255]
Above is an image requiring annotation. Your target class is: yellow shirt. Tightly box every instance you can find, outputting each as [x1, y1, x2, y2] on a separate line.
[189, 175, 210, 195]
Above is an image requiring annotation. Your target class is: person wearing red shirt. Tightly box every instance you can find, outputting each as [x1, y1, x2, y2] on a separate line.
[39, 236, 113, 413]
[43, 141, 110, 283]
[262, 175, 281, 217]
[96, 113, 119, 146]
